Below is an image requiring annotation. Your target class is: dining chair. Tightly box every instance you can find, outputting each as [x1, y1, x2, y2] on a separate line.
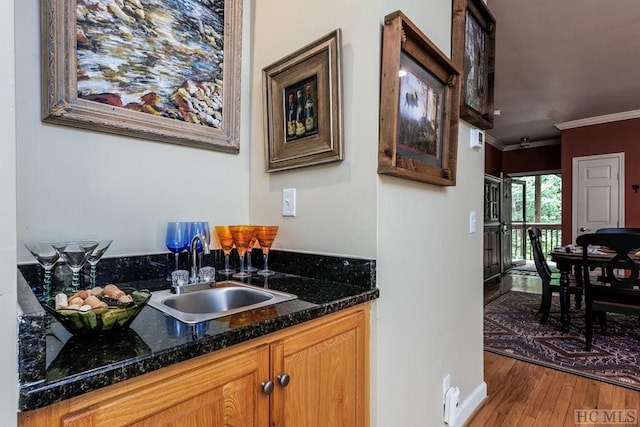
[575, 232, 640, 351]
[596, 227, 640, 234]
[594, 228, 640, 282]
[528, 228, 582, 324]
[529, 228, 560, 279]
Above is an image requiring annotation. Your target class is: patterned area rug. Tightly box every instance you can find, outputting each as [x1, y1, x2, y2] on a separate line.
[484, 291, 640, 390]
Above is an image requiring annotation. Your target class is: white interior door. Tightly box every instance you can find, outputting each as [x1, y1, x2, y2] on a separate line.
[572, 153, 624, 242]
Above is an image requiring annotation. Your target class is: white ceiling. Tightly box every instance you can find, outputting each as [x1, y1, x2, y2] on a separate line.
[486, 0, 640, 146]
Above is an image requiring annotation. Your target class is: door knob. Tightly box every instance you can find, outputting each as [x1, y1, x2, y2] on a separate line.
[579, 227, 591, 232]
[261, 380, 274, 394]
[277, 373, 290, 388]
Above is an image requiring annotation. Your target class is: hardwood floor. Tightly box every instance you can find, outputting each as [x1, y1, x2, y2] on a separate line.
[467, 272, 640, 427]
[467, 352, 640, 426]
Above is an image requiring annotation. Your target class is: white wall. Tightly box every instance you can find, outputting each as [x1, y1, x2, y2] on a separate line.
[12, 0, 485, 424]
[376, 2, 485, 424]
[249, 0, 379, 258]
[250, 0, 486, 425]
[1, 0, 16, 421]
[15, 0, 253, 263]
[376, 123, 485, 426]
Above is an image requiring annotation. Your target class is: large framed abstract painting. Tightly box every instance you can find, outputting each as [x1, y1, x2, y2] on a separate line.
[41, 0, 243, 153]
[262, 29, 343, 172]
[452, 0, 496, 130]
[378, 11, 460, 186]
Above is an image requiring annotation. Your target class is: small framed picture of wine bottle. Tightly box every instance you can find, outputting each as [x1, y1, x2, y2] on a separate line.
[262, 29, 344, 172]
[284, 77, 318, 143]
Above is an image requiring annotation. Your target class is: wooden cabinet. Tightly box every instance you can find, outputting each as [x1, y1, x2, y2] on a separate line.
[484, 178, 501, 223]
[19, 344, 270, 427]
[483, 225, 501, 280]
[484, 174, 503, 281]
[271, 306, 368, 427]
[19, 304, 369, 427]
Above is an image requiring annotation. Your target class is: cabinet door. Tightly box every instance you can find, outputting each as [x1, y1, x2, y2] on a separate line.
[484, 226, 501, 280]
[20, 344, 270, 427]
[270, 309, 368, 427]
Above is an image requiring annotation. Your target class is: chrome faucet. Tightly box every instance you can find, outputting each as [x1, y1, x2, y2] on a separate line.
[190, 233, 210, 283]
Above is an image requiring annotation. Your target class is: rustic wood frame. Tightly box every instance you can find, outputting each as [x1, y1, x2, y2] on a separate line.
[41, 0, 243, 153]
[262, 29, 343, 172]
[378, 11, 460, 186]
[452, 0, 496, 130]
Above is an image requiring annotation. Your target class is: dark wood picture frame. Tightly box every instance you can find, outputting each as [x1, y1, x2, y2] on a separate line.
[452, 0, 496, 130]
[41, 0, 243, 153]
[378, 11, 460, 186]
[262, 29, 343, 172]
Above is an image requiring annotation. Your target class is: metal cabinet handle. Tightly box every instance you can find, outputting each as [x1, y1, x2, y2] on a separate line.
[277, 373, 290, 388]
[261, 380, 274, 394]
[579, 227, 591, 232]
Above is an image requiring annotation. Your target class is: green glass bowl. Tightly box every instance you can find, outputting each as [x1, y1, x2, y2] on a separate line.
[42, 288, 151, 336]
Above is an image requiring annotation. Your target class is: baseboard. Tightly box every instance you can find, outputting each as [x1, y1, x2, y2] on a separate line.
[455, 381, 487, 426]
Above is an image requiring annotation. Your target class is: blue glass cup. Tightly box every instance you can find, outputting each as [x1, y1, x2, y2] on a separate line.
[166, 222, 189, 272]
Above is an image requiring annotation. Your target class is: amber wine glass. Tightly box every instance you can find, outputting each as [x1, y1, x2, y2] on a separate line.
[256, 226, 279, 276]
[245, 229, 258, 273]
[229, 225, 256, 279]
[214, 226, 235, 276]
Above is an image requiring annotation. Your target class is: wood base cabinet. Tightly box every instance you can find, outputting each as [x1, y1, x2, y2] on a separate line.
[19, 304, 370, 427]
[271, 306, 368, 426]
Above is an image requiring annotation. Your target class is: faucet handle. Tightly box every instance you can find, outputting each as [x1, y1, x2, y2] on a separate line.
[170, 270, 190, 293]
[198, 266, 216, 283]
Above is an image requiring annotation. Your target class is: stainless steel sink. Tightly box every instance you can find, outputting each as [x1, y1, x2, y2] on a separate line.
[148, 281, 297, 324]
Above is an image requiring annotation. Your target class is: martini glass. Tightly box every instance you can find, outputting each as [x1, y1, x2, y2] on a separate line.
[256, 226, 279, 276]
[245, 229, 258, 273]
[53, 240, 99, 293]
[214, 226, 235, 275]
[87, 240, 113, 287]
[166, 222, 189, 273]
[24, 242, 60, 301]
[229, 225, 256, 279]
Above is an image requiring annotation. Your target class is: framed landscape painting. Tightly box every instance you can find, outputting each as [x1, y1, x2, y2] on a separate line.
[378, 11, 461, 186]
[452, 0, 496, 130]
[41, 0, 243, 153]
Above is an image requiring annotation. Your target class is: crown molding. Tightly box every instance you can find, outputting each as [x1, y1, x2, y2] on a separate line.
[555, 109, 640, 130]
[485, 134, 504, 150]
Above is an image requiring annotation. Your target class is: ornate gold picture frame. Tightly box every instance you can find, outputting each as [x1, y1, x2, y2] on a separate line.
[262, 29, 343, 172]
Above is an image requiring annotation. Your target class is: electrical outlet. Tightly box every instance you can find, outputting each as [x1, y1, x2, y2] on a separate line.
[444, 387, 460, 425]
[442, 374, 451, 405]
[282, 188, 296, 217]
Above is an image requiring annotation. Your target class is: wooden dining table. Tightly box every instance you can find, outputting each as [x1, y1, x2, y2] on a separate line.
[550, 248, 640, 331]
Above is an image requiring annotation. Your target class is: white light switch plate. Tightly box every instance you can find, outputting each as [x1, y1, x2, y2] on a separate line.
[469, 211, 477, 234]
[282, 188, 296, 217]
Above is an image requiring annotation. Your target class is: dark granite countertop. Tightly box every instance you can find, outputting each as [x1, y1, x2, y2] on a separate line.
[17, 250, 378, 411]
